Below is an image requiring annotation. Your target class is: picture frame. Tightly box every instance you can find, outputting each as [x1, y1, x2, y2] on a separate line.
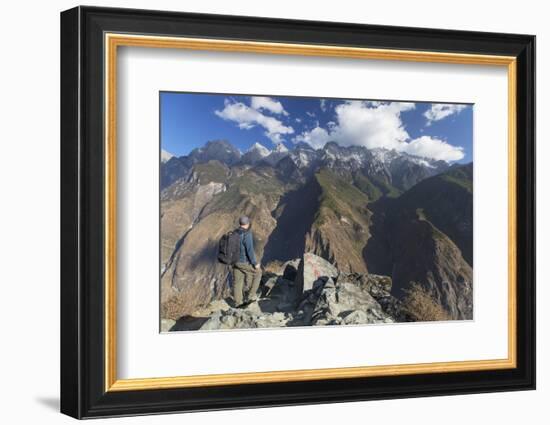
[60, 5, 536, 419]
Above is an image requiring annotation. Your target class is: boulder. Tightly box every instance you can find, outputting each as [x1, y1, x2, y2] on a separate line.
[310, 278, 394, 326]
[335, 271, 412, 321]
[199, 311, 223, 330]
[198, 300, 293, 330]
[261, 275, 299, 306]
[336, 272, 392, 296]
[160, 318, 176, 332]
[296, 253, 339, 293]
[342, 310, 369, 325]
[282, 259, 301, 281]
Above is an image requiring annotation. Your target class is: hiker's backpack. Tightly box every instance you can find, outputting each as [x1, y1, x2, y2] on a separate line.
[217, 229, 241, 265]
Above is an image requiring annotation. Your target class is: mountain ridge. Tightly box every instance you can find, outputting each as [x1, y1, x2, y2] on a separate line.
[161, 139, 456, 192]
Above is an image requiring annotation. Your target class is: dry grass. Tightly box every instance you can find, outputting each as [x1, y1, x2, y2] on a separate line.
[263, 260, 286, 275]
[161, 283, 230, 321]
[161, 292, 199, 321]
[401, 282, 450, 322]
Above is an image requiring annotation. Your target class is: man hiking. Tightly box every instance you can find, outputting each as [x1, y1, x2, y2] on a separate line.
[232, 215, 262, 308]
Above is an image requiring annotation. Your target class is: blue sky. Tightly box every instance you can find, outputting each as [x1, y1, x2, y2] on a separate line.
[160, 92, 473, 163]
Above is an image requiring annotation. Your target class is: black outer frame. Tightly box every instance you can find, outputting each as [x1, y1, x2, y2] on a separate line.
[60, 5, 536, 419]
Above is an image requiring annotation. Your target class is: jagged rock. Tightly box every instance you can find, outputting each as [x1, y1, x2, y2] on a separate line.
[336, 271, 412, 322]
[199, 311, 224, 330]
[267, 277, 297, 299]
[168, 251, 458, 331]
[310, 278, 394, 326]
[220, 314, 237, 328]
[261, 274, 278, 296]
[282, 259, 301, 281]
[243, 301, 262, 315]
[336, 272, 392, 295]
[160, 318, 176, 332]
[342, 310, 369, 325]
[198, 301, 292, 330]
[296, 253, 339, 293]
[376, 295, 412, 322]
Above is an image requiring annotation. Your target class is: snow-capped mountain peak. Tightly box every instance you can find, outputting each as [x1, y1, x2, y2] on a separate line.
[161, 149, 175, 163]
[247, 142, 271, 157]
[273, 142, 289, 153]
[371, 147, 398, 165]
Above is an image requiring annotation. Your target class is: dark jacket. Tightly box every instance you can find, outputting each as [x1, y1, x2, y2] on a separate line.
[237, 227, 257, 266]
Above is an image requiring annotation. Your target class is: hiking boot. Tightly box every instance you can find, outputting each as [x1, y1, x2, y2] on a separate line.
[245, 296, 259, 304]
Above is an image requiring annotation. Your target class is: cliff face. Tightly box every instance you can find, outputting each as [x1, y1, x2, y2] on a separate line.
[388, 217, 473, 320]
[160, 141, 473, 322]
[363, 164, 474, 320]
[304, 168, 372, 275]
[393, 163, 473, 265]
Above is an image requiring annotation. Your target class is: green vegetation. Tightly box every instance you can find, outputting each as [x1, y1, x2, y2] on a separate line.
[206, 168, 285, 212]
[429, 222, 450, 241]
[234, 174, 282, 195]
[193, 160, 228, 184]
[416, 208, 449, 242]
[207, 184, 245, 211]
[316, 168, 369, 207]
[437, 163, 473, 193]
[441, 173, 473, 192]
[351, 171, 401, 201]
[314, 168, 370, 227]
[353, 172, 383, 202]
[366, 174, 401, 198]
[391, 162, 473, 265]
[415, 208, 427, 221]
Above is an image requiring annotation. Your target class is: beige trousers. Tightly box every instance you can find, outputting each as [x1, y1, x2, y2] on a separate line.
[232, 262, 261, 305]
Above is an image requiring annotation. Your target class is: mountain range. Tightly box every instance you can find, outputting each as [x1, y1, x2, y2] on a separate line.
[160, 139, 473, 322]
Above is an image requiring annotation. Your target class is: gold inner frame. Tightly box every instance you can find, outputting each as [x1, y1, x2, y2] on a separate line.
[104, 33, 518, 392]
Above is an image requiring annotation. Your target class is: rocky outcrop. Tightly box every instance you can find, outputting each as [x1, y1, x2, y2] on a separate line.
[309, 278, 394, 325]
[167, 253, 411, 332]
[161, 318, 176, 332]
[295, 252, 338, 293]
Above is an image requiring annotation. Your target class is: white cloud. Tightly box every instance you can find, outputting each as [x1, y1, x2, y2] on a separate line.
[424, 103, 467, 125]
[294, 126, 331, 149]
[293, 100, 464, 162]
[329, 101, 415, 150]
[320, 99, 327, 112]
[215, 99, 294, 144]
[403, 136, 464, 161]
[250, 96, 289, 115]
[295, 117, 302, 123]
[306, 111, 316, 118]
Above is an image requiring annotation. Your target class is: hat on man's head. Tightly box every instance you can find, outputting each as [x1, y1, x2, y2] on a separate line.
[239, 215, 250, 225]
